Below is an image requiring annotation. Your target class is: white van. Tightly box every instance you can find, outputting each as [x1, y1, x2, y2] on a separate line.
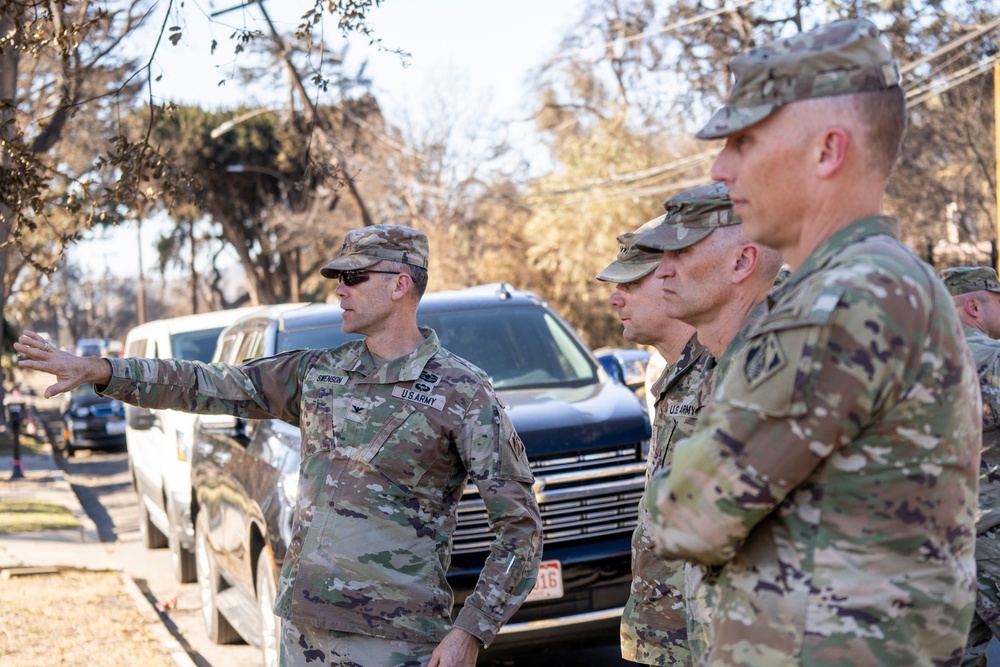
[124, 307, 268, 583]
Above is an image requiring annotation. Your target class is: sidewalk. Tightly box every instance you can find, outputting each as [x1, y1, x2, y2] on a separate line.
[0, 449, 198, 667]
[0, 452, 104, 569]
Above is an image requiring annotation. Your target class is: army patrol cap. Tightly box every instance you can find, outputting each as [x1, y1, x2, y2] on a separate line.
[697, 18, 901, 140]
[596, 219, 663, 283]
[321, 224, 429, 278]
[635, 182, 740, 251]
[939, 266, 1000, 296]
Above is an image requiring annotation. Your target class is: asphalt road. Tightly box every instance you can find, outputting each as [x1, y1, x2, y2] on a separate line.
[51, 441, 630, 667]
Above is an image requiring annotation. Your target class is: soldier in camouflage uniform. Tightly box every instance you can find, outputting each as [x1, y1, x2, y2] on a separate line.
[940, 266, 1000, 667]
[633, 183, 782, 661]
[16, 225, 543, 667]
[646, 19, 981, 666]
[597, 218, 699, 665]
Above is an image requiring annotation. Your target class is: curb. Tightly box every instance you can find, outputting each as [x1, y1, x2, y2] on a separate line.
[1, 448, 197, 667]
[117, 570, 200, 667]
[47, 463, 102, 543]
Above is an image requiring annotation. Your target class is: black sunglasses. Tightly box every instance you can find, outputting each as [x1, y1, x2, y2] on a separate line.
[338, 270, 402, 287]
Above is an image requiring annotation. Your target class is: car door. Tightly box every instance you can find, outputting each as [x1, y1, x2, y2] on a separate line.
[125, 334, 165, 505]
[194, 328, 249, 569]
[214, 326, 266, 584]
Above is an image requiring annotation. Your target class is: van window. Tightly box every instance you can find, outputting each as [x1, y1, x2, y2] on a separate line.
[126, 338, 147, 358]
[171, 327, 226, 363]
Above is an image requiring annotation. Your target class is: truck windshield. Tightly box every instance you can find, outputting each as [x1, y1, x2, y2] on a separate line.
[420, 306, 596, 389]
[276, 305, 596, 391]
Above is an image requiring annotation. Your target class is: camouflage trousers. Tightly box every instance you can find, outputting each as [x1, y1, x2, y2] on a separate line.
[280, 619, 436, 667]
[963, 550, 1000, 667]
[620, 587, 690, 665]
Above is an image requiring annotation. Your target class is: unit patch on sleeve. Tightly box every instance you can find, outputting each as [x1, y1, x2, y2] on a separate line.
[509, 432, 526, 460]
[742, 332, 787, 390]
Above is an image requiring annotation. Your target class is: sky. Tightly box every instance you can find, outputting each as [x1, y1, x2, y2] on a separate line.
[68, 0, 584, 280]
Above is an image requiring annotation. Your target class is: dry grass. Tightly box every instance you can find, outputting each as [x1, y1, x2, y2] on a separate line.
[0, 570, 180, 667]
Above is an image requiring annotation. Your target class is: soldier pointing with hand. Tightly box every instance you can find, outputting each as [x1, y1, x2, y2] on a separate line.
[17, 225, 543, 667]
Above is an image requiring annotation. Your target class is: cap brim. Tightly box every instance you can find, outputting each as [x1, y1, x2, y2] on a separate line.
[695, 103, 780, 140]
[595, 261, 658, 283]
[635, 224, 715, 252]
[320, 255, 380, 279]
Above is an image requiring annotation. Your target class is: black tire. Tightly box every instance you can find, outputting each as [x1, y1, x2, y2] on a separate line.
[167, 499, 196, 583]
[138, 499, 167, 549]
[195, 512, 242, 645]
[256, 554, 281, 667]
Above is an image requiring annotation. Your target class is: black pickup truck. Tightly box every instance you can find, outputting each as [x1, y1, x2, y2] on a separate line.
[189, 283, 651, 665]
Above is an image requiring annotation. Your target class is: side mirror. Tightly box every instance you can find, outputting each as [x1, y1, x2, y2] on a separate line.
[126, 405, 157, 430]
[596, 354, 626, 385]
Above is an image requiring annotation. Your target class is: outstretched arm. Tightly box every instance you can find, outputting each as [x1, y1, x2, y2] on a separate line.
[13, 330, 111, 398]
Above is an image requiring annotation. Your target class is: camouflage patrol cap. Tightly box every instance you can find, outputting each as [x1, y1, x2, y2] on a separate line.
[939, 266, 1000, 296]
[596, 218, 663, 283]
[320, 224, 429, 278]
[635, 182, 740, 251]
[697, 18, 901, 140]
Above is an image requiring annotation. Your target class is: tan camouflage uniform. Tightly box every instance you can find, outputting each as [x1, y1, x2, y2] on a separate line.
[940, 267, 1000, 667]
[603, 185, 741, 665]
[647, 216, 981, 665]
[962, 325, 1000, 666]
[100, 225, 543, 659]
[102, 328, 542, 646]
[621, 335, 710, 666]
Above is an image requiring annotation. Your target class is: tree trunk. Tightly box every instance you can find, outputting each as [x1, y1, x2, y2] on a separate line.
[0, 9, 22, 419]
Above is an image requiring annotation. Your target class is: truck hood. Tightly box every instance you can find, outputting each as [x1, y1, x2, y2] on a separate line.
[498, 381, 650, 456]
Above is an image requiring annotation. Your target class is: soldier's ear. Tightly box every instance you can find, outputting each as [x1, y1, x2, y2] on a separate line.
[963, 296, 980, 318]
[816, 126, 850, 178]
[731, 244, 758, 284]
[390, 272, 413, 302]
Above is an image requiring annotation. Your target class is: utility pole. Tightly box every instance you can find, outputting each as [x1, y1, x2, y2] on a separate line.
[137, 216, 146, 325]
[994, 62, 1000, 274]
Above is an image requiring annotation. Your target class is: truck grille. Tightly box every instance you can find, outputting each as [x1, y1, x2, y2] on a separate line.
[453, 445, 646, 554]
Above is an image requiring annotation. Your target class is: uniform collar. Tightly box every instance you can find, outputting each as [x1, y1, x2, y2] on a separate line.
[652, 333, 709, 400]
[768, 216, 899, 308]
[347, 327, 442, 382]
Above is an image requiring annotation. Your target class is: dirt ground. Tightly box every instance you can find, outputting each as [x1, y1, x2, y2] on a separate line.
[0, 569, 181, 667]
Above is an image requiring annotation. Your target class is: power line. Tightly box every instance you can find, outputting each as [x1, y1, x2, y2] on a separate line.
[907, 51, 1000, 107]
[553, 0, 755, 61]
[899, 16, 1000, 77]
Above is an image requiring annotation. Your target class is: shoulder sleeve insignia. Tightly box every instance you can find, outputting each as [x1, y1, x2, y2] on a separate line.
[509, 432, 526, 460]
[742, 332, 787, 390]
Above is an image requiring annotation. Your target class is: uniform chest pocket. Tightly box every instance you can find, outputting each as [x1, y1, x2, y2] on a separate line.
[356, 403, 444, 490]
[357, 402, 416, 463]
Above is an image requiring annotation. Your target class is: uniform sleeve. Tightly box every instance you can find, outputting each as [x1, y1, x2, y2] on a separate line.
[981, 351, 1000, 431]
[100, 351, 314, 424]
[646, 285, 908, 565]
[451, 387, 543, 646]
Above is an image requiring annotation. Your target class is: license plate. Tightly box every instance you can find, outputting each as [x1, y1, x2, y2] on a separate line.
[526, 559, 563, 602]
[106, 421, 126, 435]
